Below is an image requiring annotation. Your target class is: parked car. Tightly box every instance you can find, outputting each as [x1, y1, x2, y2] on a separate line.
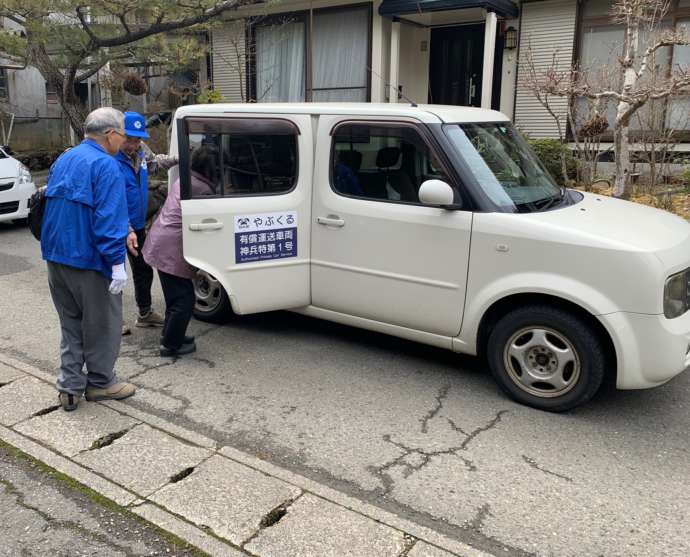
[169, 103, 690, 412]
[0, 145, 36, 225]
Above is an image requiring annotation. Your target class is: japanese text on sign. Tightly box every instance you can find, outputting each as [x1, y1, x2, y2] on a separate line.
[234, 211, 297, 264]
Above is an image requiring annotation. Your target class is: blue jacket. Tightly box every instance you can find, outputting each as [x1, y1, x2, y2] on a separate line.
[116, 149, 149, 231]
[41, 139, 128, 279]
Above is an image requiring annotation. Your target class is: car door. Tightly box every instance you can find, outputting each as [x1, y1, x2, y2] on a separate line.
[311, 116, 472, 337]
[176, 113, 312, 314]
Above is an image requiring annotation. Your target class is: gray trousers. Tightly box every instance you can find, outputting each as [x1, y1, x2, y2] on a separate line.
[47, 262, 122, 395]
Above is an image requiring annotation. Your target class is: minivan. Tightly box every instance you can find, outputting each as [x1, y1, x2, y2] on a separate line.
[169, 103, 690, 411]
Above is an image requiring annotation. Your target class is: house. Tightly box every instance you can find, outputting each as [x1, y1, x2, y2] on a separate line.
[0, 15, 207, 154]
[208, 0, 690, 149]
[0, 18, 68, 151]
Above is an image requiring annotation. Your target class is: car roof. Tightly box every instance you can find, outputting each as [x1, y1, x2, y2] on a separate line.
[174, 102, 509, 124]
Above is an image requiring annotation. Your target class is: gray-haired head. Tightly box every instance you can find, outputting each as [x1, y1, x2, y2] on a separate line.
[84, 107, 124, 138]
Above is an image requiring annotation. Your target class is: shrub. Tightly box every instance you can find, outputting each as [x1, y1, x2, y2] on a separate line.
[528, 138, 578, 186]
[196, 87, 226, 104]
[680, 165, 690, 188]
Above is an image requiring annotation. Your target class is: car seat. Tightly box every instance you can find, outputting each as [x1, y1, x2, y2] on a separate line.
[376, 147, 417, 202]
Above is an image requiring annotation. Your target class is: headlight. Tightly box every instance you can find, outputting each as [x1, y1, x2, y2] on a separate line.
[18, 165, 32, 185]
[664, 268, 690, 318]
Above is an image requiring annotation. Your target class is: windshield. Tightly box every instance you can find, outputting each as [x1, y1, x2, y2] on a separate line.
[444, 123, 562, 212]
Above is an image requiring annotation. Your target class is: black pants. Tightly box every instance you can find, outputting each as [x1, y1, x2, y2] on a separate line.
[158, 270, 195, 349]
[127, 228, 154, 315]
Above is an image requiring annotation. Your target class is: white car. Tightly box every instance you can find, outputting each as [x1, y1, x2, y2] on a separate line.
[0, 146, 36, 224]
[169, 103, 690, 412]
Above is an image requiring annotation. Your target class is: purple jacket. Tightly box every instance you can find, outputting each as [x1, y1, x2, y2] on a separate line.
[143, 173, 214, 279]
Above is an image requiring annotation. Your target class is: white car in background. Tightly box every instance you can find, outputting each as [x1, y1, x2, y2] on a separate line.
[0, 146, 36, 224]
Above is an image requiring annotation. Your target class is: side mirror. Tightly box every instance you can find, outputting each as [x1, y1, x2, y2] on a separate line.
[419, 180, 458, 209]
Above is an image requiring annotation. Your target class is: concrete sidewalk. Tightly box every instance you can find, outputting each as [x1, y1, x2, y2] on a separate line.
[0, 356, 490, 557]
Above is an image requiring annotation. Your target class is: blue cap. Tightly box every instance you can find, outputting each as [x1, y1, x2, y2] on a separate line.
[123, 111, 150, 139]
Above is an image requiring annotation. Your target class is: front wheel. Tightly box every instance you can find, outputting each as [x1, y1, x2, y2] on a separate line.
[193, 270, 233, 323]
[487, 306, 606, 412]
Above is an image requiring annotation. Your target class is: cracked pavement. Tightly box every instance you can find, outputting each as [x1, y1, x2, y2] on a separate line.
[0, 445, 197, 557]
[2, 222, 690, 556]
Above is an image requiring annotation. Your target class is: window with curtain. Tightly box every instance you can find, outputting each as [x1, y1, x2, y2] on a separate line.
[255, 19, 306, 102]
[252, 6, 370, 103]
[311, 7, 369, 102]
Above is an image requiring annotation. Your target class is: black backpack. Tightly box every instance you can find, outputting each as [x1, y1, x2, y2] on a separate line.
[29, 148, 72, 241]
[28, 186, 46, 241]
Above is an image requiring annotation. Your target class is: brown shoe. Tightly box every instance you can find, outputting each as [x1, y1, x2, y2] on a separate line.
[85, 382, 136, 402]
[135, 309, 165, 328]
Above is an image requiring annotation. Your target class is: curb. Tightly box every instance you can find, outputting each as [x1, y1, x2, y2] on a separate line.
[0, 354, 492, 557]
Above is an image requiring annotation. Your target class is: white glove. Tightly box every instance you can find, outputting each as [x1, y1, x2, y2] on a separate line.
[109, 263, 127, 295]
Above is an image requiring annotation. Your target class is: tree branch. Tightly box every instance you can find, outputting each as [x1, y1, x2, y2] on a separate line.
[75, 60, 109, 82]
[637, 35, 690, 78]
[92, 0, 248, 48]
[118, 13, 131, 36]
[75, 6, 98, 46]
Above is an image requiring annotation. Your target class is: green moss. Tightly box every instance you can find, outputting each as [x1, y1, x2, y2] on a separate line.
[0, 439, 208, 556]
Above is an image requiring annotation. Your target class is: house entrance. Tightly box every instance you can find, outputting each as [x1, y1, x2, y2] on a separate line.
[428, 23, 502, 108]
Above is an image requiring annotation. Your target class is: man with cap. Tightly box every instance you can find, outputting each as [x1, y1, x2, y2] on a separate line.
[42, 107, 136, 411]
[116, 111, 178, 331]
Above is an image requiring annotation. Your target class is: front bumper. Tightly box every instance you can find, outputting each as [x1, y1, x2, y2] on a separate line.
[0, 180, 35, 222]
[601, 310, 690, 389]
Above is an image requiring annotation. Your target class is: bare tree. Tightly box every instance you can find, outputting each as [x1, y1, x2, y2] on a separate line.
[521, 46, 610, 188]
[635, 97, 689, 192]
[524, 0, 690, 198]
[520, 48, 572, 184]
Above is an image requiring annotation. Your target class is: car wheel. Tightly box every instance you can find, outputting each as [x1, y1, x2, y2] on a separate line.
[487, 305, 605, 412]
[13, 218, 29, 226]
[193, 270, 233, 323]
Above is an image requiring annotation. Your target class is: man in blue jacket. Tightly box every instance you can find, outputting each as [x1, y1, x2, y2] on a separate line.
[42, 107, 136, 411]
[116, 111, 178, 330]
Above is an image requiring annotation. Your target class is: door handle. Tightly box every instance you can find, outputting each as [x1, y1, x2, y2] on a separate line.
[189, 222, 224, 231]
[317, 216, 345, 228]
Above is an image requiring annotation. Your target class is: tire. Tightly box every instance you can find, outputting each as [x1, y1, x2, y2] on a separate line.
[486, 305, 605, 412]
[13, 218, 29, 226]
[192, 270, 233, 323]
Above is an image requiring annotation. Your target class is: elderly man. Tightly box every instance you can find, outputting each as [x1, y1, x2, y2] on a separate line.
[41, 107, 136, 411]
[116, 111, 178, 331]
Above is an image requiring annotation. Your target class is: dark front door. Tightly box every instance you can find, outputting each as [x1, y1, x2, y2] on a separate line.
[429, 24, 485, 107]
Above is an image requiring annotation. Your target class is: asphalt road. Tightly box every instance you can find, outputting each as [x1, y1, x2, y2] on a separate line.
[0, 444, 199, 556]
[1, 221, 688, 557]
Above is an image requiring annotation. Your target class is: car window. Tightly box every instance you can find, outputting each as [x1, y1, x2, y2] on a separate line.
[181, 118, 299, 199]
[331, 122, 454, 205]
[444, 123, 561, 212]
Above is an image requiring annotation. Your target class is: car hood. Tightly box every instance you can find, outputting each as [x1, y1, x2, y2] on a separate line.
[0, 156, 20, 180]
[523, 191, 690, 262]
[471, 191, 690, 315]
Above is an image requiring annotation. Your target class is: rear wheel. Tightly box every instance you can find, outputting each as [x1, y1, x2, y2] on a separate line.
[487, 305, 605, 412]
[193, 270, 233, 323]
